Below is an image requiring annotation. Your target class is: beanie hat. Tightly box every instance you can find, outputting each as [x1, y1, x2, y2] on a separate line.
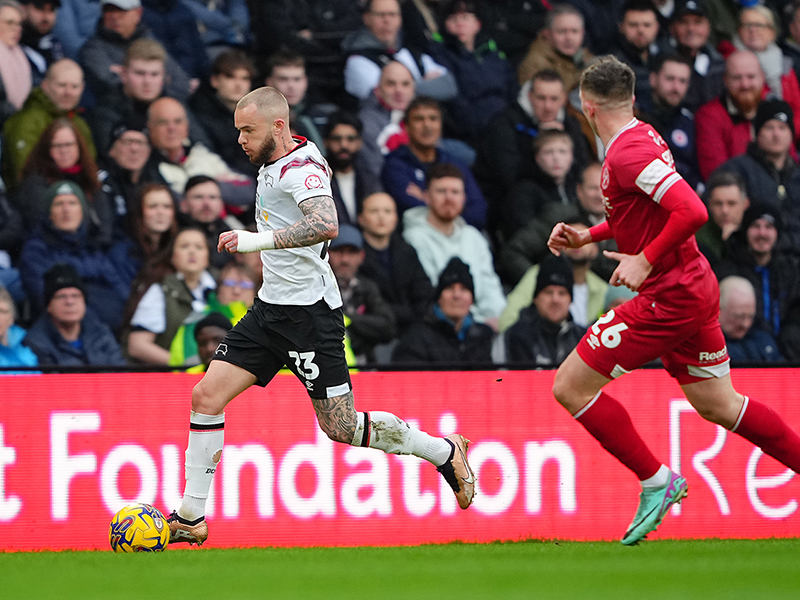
[193, 311, 233, 340]
[740, 201, 782, 235]
[534, 255, 573, 299]
[43, 263, 85, 306]
[43, 180, 89, 213]
[753, 99, 794, 138]
[436, 257, 474, 298]
[329, 223, 364, 250]
[108, 115, 148, 148]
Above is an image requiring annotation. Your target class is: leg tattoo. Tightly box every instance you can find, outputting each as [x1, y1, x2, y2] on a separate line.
[311, 392, 358, 444]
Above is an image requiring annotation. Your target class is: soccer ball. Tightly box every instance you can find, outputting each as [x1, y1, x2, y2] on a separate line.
[108, 503, 170, 552]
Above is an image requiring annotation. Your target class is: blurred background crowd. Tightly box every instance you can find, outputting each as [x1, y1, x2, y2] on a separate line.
[1, 0, 799, 372]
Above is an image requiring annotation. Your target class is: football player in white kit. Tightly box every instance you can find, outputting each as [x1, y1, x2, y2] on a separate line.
[167, 87, 475, 545]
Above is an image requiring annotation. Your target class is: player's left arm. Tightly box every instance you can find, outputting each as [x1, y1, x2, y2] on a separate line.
[605, 178, 707, 290]
[219, 195, 339, 252]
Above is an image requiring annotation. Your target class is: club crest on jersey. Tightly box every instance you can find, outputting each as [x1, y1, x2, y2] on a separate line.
[601, 167, 609, 190]
[305, 174, 323, 189]
[264, 173, 274, 187]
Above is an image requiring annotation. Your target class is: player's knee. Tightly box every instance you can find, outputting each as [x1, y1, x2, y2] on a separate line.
[191, 380, 220, 415]
[552, 369, 573, 408]
[317, 421, 354, 444]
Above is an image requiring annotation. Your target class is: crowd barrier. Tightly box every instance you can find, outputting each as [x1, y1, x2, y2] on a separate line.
[1, 369, 798, 551]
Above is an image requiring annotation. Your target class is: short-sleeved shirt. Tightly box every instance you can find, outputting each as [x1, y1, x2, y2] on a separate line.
[254, 137, 342, 309]
[577, 119, 728, 384]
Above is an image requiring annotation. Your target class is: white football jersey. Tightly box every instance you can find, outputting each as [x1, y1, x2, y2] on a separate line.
[254, 138, 342, 308]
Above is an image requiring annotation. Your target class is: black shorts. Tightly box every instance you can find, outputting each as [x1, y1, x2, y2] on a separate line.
[212, 298, 351, 399]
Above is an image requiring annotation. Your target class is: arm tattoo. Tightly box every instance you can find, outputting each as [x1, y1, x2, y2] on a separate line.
[311, 391, 357, 444]
[273, 195, 338, 249]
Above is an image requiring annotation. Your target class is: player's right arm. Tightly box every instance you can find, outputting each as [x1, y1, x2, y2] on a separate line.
[218, 195, 339, 253]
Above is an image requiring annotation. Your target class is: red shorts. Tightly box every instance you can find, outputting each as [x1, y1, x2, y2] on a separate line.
[576, 287, 729, 385]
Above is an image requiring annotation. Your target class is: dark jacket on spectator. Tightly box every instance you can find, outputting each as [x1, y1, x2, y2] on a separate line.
[340, 275, 397, 361]
[428, 30, 517, 144]
[637, 104, 701, 191]
[679, 42, 726, 113]
[142, 0, 209, 78]
[381, 144, 488, 230]
[330, 158, 381, 226]
[504, 305, 585, 367]
[98, 155, 168, 238]
[392, 306, 494, 365]
[79, 19, 192, 102]
[24, 310, 125, 367]
[360, 233, 434, 334]
[725, 325, 784, 363]
[477, 0, 551, 67]
[502, 164, 578, 241]
[717, 144, 800, 258]
[19, 219, 129, 331]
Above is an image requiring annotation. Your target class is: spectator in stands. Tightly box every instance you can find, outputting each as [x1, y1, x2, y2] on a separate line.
[178, 175, 238, 270]
[781, 3, 800, 82]
[475, 69, 591, 220]
[402, 163, 506, 329]
[0, 0, 31, 127]
[636, 53, 701, 190]
[358, 59, 415, 179]
[184, 310, 232, 373]
[108, 182, 177, 291]
[715, 100, 800, 257]
[499, 161, 618, 283]
[264, 50, 338, 150]
[323, 111, 380, 227]
[140, 0, 208, 79]
[715, 203, 800, 342]
[612, 0, 667, 105]
[0, 192, 24, 302]
[51, 0, 100, 59]
[719, 274, 783, 363]
[20, 0, 64, 85]
[502, 129, 578, 242]
[566, 0, 627, 56]
[146, 96, 255, 206]
[180, 0, 250, 57]
[729, 5, 785, 96]
[696, 50, 765, 181]
[14, 118, 114, 244]
[126, 225, 215, 364]
[477, 0, 550, 67]
[2, 58, 92, 189]
[341, 0, 455, 101]
[428, 0, 516, 145]
[500, 220, 607, 331]
[517, 3, 595, 98]
[98, 118, 166, 236]
[392, 256, 494, 365]
[0, 284, 38, 372]
[328, 224, 396, 365]
[357, 191, 433, 335]
[187, 49, 257, 178]
[604, 283, 636, 312]
[503, 254, 585, 366]
[18, 180, 128, 330]
[79, 0, 192, 103]
[24, 263, 125, 366]
[381, 96, 488, 230]
[695, 170, 749, 264]
[669, 0, 725, 112]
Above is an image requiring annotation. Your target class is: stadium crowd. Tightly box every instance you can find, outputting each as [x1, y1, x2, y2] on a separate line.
[2, 0, 800, 370]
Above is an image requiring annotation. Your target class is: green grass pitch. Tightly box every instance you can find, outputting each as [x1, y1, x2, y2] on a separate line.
[3, 539, 799, 600]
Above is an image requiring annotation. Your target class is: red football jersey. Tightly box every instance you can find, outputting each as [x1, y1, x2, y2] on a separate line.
[601, 118, 712, 295]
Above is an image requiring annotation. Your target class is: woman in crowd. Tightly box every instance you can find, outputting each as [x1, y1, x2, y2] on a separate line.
[125, 226, 216, 365]
[0, 284, 38, 373]
[109, 183, 178, 293]
[13, 118, 114, 245]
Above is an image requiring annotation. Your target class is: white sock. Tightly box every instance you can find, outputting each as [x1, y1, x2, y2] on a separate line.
[178, 412, 224, 521]
[351, 411, 453, 466]
[640, 464, 671, 489]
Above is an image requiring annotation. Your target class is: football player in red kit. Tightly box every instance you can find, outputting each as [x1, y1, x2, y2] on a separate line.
[548, 56, 800, 545]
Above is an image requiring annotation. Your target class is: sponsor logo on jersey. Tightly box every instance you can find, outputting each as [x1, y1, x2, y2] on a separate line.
[699, 347, 727, 362]
[304, 174, 323, 189]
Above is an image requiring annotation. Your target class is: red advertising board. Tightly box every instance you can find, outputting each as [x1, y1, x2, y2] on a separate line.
[1, 369, 798, 551]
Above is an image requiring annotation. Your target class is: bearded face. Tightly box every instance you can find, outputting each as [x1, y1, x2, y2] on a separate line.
[252, 133, 277, 166]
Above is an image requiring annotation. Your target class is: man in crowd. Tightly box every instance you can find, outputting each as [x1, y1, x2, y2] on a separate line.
[2, 58, 91, 187]
[20, 0, 64, 84]
[179, 175, 240, 270]
[323, 111, 380, 227]
[718, 275, 783, 363]
[612, 0, 667, 104]
[24, 264, 125, 366]
[695, 170, 749, 263]
[382, 96, 487, 230]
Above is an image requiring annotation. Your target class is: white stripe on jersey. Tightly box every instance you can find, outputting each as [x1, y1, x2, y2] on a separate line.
[652, 172, 682, 204]
[635, 158, 674, 196]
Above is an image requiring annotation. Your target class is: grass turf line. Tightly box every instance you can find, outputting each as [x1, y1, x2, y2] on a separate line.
[2, 539, 799, 600]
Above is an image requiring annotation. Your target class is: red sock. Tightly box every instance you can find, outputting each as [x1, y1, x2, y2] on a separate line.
[733, 397, 800, 473]
[574, 391, 661, 481]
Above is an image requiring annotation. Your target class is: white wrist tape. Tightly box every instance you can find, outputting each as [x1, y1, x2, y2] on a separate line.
[235, 230, 275, 252]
